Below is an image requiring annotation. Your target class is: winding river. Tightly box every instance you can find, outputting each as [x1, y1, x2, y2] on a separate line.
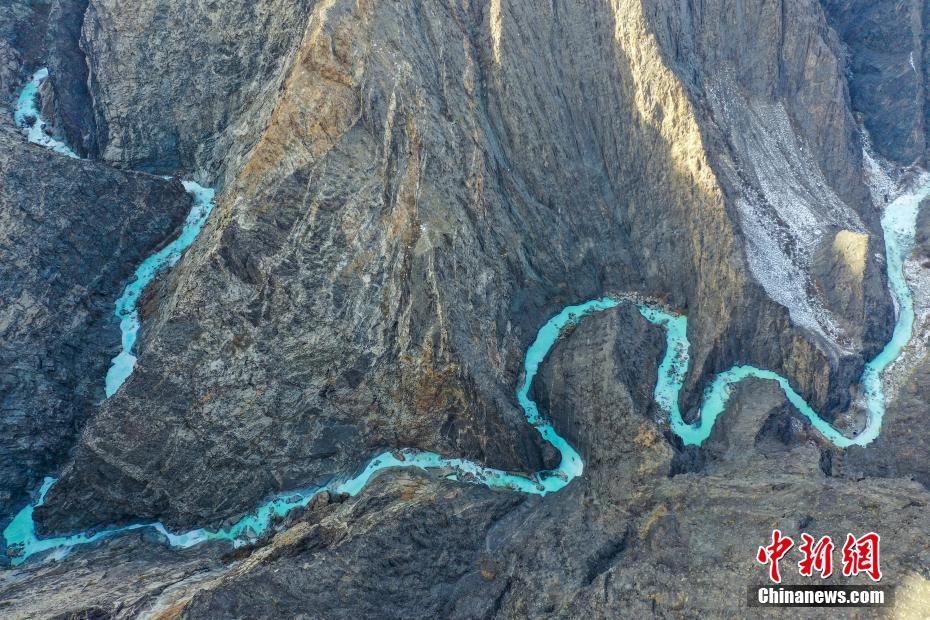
[13, 69, 79, 159]
[15, 69, 217, 397]
[105, 181, 216, 397]
[4, 69, 929, 566]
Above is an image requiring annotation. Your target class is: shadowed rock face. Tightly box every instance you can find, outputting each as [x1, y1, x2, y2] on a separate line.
[78, 0, 315, 180]
[12, 310, 930, 618]
[642, 0, 893, 412]
[0, 1, 97, 151]
[32, 0, 894, 536]
[0, 2, 51, 79]
[144, 313, 930, 618]
[3, 0, 930, 617]
[0, 126, 190, 524]
[46, 0, 97, 158]
[844, 199, 930, 486]
[821, 0, 927, 165]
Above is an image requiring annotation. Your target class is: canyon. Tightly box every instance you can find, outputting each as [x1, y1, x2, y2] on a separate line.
[2, 0, 930, 617]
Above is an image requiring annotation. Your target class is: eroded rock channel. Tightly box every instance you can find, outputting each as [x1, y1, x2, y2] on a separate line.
[4, 1, 930, 617]
[5, 68, 930, 569]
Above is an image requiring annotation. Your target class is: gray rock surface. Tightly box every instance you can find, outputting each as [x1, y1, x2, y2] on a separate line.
[2, 0, 930, 618]
[0, 0, 100, 150]
[79, 0, 314, 179]
[150, 312, 930, 618]
[821, 0, 927, 164]
[36, 0, 891, 537]
[46, 0, 97, 157]
[844, 348, 930, 489]
[0, 1, 51, 77]
[9, 310, 930, 618]
[0, 532, 228, 619]
[0, 126, 190, 524]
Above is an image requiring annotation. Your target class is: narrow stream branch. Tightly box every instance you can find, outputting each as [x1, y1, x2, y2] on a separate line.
[4, 68, 928, 568]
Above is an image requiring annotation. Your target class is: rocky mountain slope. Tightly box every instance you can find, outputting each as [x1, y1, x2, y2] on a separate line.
[32, 0, 894, 536]
[6, 311, 930, 618]
[822, 0, 928, 165]
[0, 122, 190, 523]
[2, 0, 930, 617]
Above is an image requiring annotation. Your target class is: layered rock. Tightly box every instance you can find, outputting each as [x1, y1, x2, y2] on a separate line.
[77, 0, 314, 180]
[46, 0, 98, 157]
[148, 312, 930, 617]
[35, 0, 895, 536]
[0, 1, 51, 78]
[34, 0, 723, 531]
[821, 0, 927, 165]
[10, 309, 930, 617]
[648, 0, 892, 398]
[1, 0, 929, 617]
[0, 126, 190, 523]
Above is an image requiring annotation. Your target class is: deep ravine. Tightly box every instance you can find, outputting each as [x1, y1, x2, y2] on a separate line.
[5, 65, 929, 569]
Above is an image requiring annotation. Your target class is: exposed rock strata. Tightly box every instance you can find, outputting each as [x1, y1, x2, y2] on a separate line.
[2, 0, 930, 617]
[78, 0, 314, 180]
[821, 0, 928, 164]
[844, 199, 930, 486]
[46, 0, 97, 157]
[8, 311, 930, 617]
[34, 0, 898, 537]
[141, 313, 930, 618]
[0, 126, 190, 524]
[647, 0, 891, 381]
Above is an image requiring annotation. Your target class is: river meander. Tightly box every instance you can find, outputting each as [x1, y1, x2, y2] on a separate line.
[4, 69, 928, 566]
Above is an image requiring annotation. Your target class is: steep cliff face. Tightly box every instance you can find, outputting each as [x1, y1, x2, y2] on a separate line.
[18, 309, 930, 618]
[77, 0, 314, 179]
[0, 126, 190, 524]
[0, 3, 45, 106]
[32, 0, 717, 531]
[0, 2, 51, 79]
[844, 197, 930, 486]
[37, 0, 887, 535]
[3, 0, 930, 616]
[0, 1, 98, 154]
[647, 0, 892, 379]
[821, 0, 927, 165]
[46, 0, 97, 157]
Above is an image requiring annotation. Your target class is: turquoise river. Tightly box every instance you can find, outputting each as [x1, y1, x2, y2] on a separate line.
[5, 69, 929, 566]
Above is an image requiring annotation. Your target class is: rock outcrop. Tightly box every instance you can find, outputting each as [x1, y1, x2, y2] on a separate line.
[46, 0, 98, 158]
[3, 0, 930, 617]
[0, 126, 190, 524]
[9, 310, 930, 618]
[77, 0, 314, 179]
[31, 0, 898, 538]
[821, 0, 928, 165]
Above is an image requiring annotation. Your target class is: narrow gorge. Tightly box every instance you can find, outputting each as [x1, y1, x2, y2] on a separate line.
[3, 0, 930, 617]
